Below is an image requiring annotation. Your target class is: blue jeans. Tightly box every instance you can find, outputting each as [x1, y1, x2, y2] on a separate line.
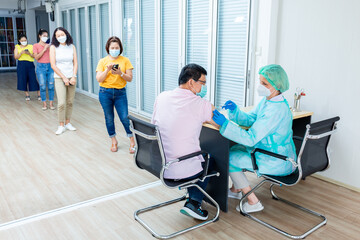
[99, 87, 133, 138]
[180, 157, 214, 204]
[36, 62, 54, 101]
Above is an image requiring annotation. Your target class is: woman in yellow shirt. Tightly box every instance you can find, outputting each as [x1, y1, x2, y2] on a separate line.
[14, 33, 40, 101]
[96, 36, 135, 153]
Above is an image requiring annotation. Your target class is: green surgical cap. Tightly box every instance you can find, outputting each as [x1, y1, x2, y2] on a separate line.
[259, 64, 289, 92]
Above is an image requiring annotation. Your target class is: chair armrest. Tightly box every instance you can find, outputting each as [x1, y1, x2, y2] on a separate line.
[250, 148, 289, 171]
[293, 136, 304, 142]
[164, 150, 208, 170]
[178, 150, 208, 161]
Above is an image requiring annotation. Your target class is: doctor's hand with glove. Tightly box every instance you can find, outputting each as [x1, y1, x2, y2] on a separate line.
[222, 100, 237, 111]
[212, 109, 227, 126]
[212, 100, 237, 127]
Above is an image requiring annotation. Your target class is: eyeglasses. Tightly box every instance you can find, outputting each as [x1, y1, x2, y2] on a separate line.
[196, 79, 207, 85]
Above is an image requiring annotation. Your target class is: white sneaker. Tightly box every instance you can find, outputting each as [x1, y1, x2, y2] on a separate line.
[55, 126, 66, 135]
[236, 201, 264, 213]
[228, 189, 243, 199]
[65, 123, 76, 131]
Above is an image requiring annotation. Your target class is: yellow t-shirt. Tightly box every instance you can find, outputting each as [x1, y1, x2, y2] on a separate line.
[96, 55, 134, 89]
[15, 44, 34, 62]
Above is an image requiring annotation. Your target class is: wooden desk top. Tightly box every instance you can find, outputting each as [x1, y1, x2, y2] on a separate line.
[204, 106, 313, 130]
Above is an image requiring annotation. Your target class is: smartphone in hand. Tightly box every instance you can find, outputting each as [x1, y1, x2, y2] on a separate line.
[112, 64, 119, 70]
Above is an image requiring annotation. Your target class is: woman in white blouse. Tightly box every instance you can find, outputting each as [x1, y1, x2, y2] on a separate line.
[50, 27, 78, 135]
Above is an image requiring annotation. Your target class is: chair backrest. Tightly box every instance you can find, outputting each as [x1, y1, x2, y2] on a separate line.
[128, 115, 166, 179]
[297, 116, 340, 179]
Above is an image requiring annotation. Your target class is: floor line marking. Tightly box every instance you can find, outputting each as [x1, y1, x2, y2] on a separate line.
[0, 180, 161, 231]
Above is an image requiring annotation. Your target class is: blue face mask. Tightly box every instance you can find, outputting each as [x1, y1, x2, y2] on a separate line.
[109, 49, 120, 57]
[196, 85, 207, 98]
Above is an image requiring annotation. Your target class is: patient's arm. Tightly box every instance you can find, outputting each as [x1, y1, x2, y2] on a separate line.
[205, 104, 220, 128]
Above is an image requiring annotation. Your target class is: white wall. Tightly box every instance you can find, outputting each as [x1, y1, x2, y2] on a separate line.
[256, 0, 360, 188]
[0, 0, 18, 10]
[25, 0, 47, 44]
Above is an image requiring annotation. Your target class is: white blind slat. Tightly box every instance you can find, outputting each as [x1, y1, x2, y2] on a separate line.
[140, 0, 156, 113]
[78, 8, 88, 91]
[186, 0, 209, 73]
[100, 3, 110, 58]
[215, 0, 250, 108]
[89, 5, 98, 94]
[123, 0, 137, 108]
[161, 0, 180, 92]
[62, 11, 68, 29]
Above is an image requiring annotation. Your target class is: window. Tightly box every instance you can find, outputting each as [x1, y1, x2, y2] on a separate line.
[186, 0, 210, 71]
[69, 9, 78, 87]
[140, 0, 156, 114]
[69, 9, 76, 42]
[123, 0, 137, 108]
[100, 3, 110, 58]
[215, 0, 250, 108]
[89, 5, 98, 94]
[0, 17, 19, 68]
[60, 2, 110, 94]
[62, 11, 68, 29]
[78, 7, 88, 91]
[58, 0, 252, 118]
[161, 0, 179, 92]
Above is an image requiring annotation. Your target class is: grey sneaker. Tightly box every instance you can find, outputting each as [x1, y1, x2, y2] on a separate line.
[236, 201, 264, 213]
[228, 189, 243, 199]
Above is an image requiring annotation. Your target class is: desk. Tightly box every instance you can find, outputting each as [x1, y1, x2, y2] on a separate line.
[200, 108, 313, 212]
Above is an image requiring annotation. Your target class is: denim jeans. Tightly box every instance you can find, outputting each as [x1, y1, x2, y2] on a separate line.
[99, 86, 133, 138]
[36, 62, 54, 101]
[180, 157, 214, 204]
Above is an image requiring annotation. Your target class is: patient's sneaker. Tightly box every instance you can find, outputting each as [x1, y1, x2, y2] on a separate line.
[180, 200, 208, 220]
[236, 201, 264, 213]
[228, 189, 243, 199]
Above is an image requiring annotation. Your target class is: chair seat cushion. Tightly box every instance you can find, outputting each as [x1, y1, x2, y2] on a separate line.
[263, 169, 299, 185]
[164, 178, 198, 188]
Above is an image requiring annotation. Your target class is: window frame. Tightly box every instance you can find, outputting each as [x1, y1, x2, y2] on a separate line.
[58, 0, 110, 97]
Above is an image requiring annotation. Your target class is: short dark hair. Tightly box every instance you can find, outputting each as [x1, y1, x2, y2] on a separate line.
[178, 63, 207, 86]
[51, 27, 73, 47]
[105, 36, 123, 55]
[17, 33, 27, 44]
[38, 28, 48, 37]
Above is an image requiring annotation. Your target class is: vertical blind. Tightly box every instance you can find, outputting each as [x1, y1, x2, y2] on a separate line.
[62, 11, 68, 29]
[123, 0, 137, 108]
[186, 0, 209, 71]
[78, 7, 88, 91]
[140, 0, 156, 113]
[215, 0, 250, 108]
[100, 3, 110, 58]
[69, 10, 76, 43]
[89, 5, 98, 94]
[161, 0, 179, 92]
[69, 9, 77, 87]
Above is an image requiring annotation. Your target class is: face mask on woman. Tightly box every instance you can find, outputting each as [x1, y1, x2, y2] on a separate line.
[41, 36, 48, 43]
[257, 84, 272, 97]
[109, 49, 120, 57]
[57, 36, 67, 44]
[20, 41, 27, 46]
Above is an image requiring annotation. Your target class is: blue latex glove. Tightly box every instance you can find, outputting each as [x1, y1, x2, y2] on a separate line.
[222, 100, 237, 111]
[212, 109, 227, 126]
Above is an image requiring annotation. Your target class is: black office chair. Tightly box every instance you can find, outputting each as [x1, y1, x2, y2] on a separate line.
[239, 116, 340, 239]
[128, 115, 220, 239]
